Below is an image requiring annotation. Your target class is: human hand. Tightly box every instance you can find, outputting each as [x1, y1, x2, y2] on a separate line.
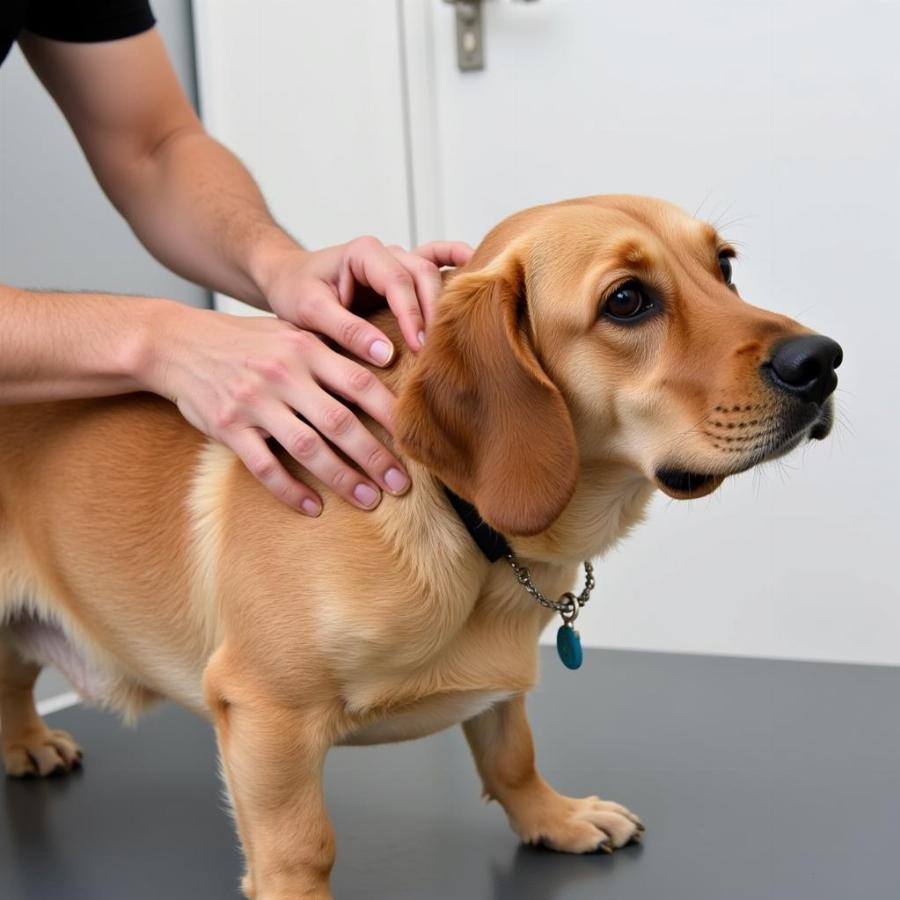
[143, 303, 413, 515]
[259, 237, 474, 360]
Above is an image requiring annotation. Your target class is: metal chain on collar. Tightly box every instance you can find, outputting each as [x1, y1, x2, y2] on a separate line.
[505, 555, 595, 625]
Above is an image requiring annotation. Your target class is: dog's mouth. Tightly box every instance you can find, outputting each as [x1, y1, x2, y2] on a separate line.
[653, 468, 724, 499]
[809, 401, 834, 441]
[655, 400, 835, 500]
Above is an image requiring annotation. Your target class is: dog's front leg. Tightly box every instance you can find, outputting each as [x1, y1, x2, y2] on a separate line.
[463, 694, 643, 853]
[205, 654, 336, 900]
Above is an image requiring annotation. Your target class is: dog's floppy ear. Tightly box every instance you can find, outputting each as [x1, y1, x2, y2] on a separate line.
[396, 262, 578, 536]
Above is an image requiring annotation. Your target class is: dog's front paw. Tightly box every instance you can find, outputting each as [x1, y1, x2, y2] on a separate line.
[511, 793, 644, 854]
[2, 726, 83, 777]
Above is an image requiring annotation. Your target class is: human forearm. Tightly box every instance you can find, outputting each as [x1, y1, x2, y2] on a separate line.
[0, 283, 413, 514]
[0, 284, 169, 403]
[106, 128, 301, 309]
[20, 29, 297, 311]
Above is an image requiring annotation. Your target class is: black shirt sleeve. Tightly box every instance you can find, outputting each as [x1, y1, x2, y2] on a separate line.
[24, 0, 155, 44]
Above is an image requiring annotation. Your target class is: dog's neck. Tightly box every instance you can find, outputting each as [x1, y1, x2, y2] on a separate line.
[368, 311, 656, 570]
[509, 462, 655, 565]
[439, 463, 653, 571]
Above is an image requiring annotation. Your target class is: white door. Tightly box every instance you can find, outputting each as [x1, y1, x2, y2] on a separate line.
[401, 0, 899, 664]
[192, 1, 898, 665]
[192, 0, 414, 315]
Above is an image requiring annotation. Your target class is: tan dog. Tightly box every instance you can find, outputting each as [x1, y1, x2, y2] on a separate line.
[0, 196, 841, 899]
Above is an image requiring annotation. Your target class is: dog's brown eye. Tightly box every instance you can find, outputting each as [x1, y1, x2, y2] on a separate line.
[604, 282, 651, 321]
[718, 252, 733, 285]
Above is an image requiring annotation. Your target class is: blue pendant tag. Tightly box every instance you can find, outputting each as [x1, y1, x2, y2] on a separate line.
[556, 623, 583, 670]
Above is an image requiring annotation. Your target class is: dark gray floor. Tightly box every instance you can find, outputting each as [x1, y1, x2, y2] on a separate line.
[2, 648, 900, 900]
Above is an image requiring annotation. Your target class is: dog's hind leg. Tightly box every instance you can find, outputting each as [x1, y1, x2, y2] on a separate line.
[0, 628, 82, 776]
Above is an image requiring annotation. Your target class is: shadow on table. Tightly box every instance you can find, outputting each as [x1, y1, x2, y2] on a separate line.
[3, 769, 88, 898]
[490, 840, 645, 899]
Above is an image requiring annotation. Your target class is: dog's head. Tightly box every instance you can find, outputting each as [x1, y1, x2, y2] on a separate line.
[397, 196, 841, 537]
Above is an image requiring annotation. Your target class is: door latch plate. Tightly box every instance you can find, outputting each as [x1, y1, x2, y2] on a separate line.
[444, 1, 484, 72]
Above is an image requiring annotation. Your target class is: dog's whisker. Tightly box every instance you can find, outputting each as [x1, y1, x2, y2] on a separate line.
[784, 302, 817, 321]
[692, 191, 714, 220]
[645, 409, 717, 459]
[708, 201, 735, 229]
[710, 211, 755, 236]
[834, 409, 855, 437]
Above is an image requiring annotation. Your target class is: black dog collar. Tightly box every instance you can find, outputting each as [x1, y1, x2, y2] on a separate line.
[441, 486, 511, 563]
[440, 484, 594, 671]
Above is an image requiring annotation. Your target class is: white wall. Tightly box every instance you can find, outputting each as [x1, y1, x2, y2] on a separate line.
[0, 0, 207, 308]
[194, 1, 899, 666]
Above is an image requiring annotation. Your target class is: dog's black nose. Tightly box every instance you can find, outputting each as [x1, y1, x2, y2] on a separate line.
[765, 335, 843, 404]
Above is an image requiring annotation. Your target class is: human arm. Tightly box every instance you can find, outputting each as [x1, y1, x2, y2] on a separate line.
[11, 28, 472, 512]
[0, 284, 411, 515]
[18, 28, 465, 354]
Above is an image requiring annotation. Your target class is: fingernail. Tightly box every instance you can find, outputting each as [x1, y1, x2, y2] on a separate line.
[384, 467, 409, 493]
[301, 498, 321, 517]
[369, 339, 394, 365]
[417, 330, 426, 348]
[353, 483, 380, 508]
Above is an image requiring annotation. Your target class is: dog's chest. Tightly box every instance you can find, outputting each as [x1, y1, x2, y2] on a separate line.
[339, 688, 514, 745]
[326, 541, 575, 746]
[335, 599, 552, 745]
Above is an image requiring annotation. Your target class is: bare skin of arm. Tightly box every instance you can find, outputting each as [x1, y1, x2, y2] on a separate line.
[3, 28, 472, 514]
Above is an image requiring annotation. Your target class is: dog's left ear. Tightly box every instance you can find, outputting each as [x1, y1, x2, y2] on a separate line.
[396, 261, 578, 536]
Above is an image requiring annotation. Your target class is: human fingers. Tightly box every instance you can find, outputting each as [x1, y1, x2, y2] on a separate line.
[343, 236, 426, 351]
[293, 281, 396, 366]
[258, 401, 386, 511]
[304, 344, 400, 437]
[225, 425, 323, 516]
[411, 240, 474, 268]
[383, 245, 444, 328]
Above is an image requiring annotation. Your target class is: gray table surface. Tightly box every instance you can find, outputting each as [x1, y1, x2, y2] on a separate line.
[2, 647, 899, 900]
